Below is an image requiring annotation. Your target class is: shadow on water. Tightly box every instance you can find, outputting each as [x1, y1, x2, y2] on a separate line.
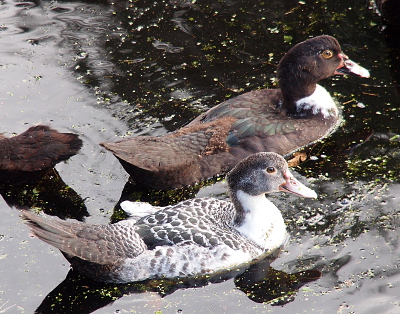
[0, 169, 89, 221]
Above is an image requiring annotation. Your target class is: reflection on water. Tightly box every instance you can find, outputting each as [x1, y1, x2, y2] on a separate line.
[34, 248, 321, 313]
[0, 169, 89, 221]
[0, 0, 400, 313]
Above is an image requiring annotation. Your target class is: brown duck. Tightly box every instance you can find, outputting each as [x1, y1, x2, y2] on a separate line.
[100, 35, 370, 190]
[0, 125, 82, 185]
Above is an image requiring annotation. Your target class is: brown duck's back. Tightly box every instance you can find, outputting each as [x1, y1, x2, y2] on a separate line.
[0, 125, 82, 184]
[100, 89, 338, 189]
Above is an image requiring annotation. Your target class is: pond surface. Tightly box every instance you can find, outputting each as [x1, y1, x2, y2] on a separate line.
[0, 0, 400, 313]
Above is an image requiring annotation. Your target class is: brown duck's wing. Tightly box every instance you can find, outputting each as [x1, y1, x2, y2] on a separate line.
[189, 88, 338, 153]
[0, 125, 82, 171]
[188, 89, 298, 145]
[100, 117, 236, 171]
[189, 89, 283, 125]
[22, 211, 146, 265]
[229, 111, 339, 154]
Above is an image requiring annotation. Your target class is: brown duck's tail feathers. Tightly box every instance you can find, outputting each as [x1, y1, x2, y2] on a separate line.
[99, 117, 234, 172]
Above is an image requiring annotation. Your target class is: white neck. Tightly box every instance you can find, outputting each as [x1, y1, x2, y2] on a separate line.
[234, 190, 287, 251]
[295, 84, 338, 118]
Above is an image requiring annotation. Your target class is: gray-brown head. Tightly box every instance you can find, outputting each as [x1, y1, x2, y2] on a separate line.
[227, 152, 317, 198]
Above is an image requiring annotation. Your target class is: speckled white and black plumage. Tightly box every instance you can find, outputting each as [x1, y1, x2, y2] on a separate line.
[22, 152, 317, 283]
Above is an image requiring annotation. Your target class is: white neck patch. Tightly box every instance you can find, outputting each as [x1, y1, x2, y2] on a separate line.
[295, 84, 338, 118]
[234, 190, 287, 251]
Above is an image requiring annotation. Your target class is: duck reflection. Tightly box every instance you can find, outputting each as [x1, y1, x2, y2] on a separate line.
[1, 168, 89, 220]
[34, 252, 321, 314]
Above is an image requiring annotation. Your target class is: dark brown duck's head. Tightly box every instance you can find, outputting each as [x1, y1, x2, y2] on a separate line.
[0, 125, 82, 185]
[277, 35, 370, 115]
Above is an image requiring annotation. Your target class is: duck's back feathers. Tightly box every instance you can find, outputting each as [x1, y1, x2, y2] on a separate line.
[134, 198, 254, 251]
[0, 125, 82, 172]
[101, 117, 234, 171]
[101, 117, 238, 189]
[0, 125, 82, 185]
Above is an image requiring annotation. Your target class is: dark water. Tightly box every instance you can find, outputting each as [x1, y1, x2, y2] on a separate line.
[0, 0, 399, 313]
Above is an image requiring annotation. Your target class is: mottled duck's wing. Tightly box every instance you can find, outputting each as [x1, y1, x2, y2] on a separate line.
[133, 198, 254, 252]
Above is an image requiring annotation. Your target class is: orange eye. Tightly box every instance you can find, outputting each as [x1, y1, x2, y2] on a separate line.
[321, 50, 333, 59]
[266, 167, 276, 174]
